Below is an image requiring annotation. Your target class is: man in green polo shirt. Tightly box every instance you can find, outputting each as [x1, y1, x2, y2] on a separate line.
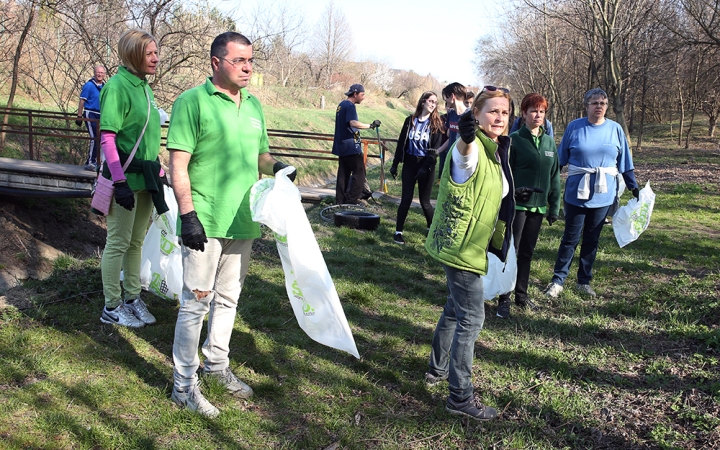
[167, 31, 296, 418]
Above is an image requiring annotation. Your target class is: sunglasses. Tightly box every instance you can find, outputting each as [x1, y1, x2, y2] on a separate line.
[481, 85, 510, 94]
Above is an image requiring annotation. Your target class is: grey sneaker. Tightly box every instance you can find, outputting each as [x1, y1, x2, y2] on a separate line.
[576, 283, 597, 297]
[125, 297, 156, 325]
[204, 367, 254, 399]
[100, 304, 144, 328]
[446, 394, 498, 421]
[171, 383, 220, 418]
[544, 282, 564, 298]
[424, 371, 448, 386]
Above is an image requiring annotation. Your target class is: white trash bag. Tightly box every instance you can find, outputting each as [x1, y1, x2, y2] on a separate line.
[140, 185, 183, 301]
[250, 167, 360, 359]
[482, 236, 518, 300]
[612, 181, 655, 248]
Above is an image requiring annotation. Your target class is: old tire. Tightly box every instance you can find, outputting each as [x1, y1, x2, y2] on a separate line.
[334, 210, 380, 230]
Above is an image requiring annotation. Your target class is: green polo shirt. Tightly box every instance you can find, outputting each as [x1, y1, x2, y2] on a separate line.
[99, 66, 161, 190]
[167, 78, 270, 239]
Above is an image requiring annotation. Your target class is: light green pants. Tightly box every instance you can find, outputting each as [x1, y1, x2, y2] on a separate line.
[101, 191, 153, 308]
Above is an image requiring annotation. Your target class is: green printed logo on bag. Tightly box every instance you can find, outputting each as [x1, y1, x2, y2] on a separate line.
[159, 230, 176, 256]
[274, 232, 288, 244]
[150, 272, 178, 301]
[290, 273, 314, 316]
[631, 202, 652, 234]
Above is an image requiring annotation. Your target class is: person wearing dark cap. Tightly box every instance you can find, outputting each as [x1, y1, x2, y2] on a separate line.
[332, 83, 381, 205]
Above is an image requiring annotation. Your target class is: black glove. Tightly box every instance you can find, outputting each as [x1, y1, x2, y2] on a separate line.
[75, 119, 83, 127]
[547, 214, 558, 226]
[458, 110, 477, 144]
[159, 174, 170, 187]
[514, 186, 544, 203]
[113, 181, 135, 211]
[631, 187, 639, 200]
[389, 164, 398, 180]
[273, 161, 297, 182]
[425, 148, 440, 157]
[180, 211, 208, 252]
[369, 119, 381, 129]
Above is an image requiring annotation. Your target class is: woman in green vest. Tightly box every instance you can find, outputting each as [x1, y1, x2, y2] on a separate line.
[424, 87, 516, 421]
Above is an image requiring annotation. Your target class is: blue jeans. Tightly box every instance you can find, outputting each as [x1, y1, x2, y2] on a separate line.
[551, 202, 610, 286]
[428, 264, 485, 402]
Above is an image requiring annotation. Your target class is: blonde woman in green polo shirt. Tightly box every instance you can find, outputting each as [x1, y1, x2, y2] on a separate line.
[98, 29, 167, 329]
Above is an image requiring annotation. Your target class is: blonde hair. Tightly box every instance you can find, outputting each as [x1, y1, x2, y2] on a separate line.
[118, 29, 157, 76]
[473, 89, 513, 136]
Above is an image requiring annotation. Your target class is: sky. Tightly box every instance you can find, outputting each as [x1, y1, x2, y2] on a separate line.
[213, 0, 502, 86]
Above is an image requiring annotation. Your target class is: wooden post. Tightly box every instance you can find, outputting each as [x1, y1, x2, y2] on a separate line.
[28, 110, 34, 160]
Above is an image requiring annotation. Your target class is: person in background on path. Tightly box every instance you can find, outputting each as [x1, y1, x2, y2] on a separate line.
[332, 84, 380, 205]
[389, 91, 445, 245]
[425, 86, 516, 421]
[464, 90, 475, 109]
[544, 87, 639, 299]
[495, 93, 561, 319]
[98, 30, 166, 329]
[436, 83, 468, 182]
[168, 32, 296, 418]
[77, 65, 106, 171]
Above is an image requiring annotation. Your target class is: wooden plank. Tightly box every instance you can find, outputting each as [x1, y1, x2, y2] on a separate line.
[0, 157, 96, 180]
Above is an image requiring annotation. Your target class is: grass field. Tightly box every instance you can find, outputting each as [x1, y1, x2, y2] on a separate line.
[1, 130, 719, 449]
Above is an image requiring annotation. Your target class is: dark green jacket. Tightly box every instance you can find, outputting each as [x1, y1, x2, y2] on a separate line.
[509, 125, 560, 217]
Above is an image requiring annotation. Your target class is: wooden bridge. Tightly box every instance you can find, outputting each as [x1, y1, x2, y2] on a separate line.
[0, 107, 393, 202]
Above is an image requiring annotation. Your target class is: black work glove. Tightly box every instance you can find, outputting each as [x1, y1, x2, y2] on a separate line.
[425, 148, 440, 157]
[113, 181, 135, 211]
[514, 186, 544, 203]
[389, 164, 398, 180]
[180, 211, 208, 252]
[75, 119, 83, 127]
[159, 174, 170, 187]
[369, 119, 381, 129]
[273, 161, 297, 182]
[631, 187, 639, 200]
[547, 214, 558, 226]
[458, 110, 477, 144]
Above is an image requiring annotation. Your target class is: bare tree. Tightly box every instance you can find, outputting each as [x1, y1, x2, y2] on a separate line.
[309, 1, 353, 88]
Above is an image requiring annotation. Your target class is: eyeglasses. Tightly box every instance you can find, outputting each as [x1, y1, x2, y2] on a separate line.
[481, 85, 510, 94]
[219, 57, 254, 68]
[589, 101, 608, 107]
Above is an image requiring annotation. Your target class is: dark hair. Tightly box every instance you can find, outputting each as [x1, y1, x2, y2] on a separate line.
[441, 82, 466, 100]
[520, 93, 549, 113]
[411, 91, 444, 134]
[211, 32, 252, 59]
[465, 90, 475, 101]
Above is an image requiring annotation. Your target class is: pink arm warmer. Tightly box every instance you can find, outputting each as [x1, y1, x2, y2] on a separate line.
[100, 131, 126, 182]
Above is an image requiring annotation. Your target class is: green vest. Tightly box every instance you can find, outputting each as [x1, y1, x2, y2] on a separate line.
[425, 132, 504, 275]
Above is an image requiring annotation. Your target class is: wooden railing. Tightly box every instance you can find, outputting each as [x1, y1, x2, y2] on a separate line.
[0, 107, 395, 188]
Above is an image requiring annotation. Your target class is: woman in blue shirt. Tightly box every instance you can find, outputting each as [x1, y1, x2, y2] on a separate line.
[544, 88, 639, 298]
[389, 92, 445, 244]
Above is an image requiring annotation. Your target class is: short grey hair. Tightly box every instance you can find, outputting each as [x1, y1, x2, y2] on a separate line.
[584, 88, 608, 106]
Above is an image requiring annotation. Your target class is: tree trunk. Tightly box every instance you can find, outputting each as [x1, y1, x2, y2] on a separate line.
[1, 0, 38, 150]
[636, 74, 648, 152]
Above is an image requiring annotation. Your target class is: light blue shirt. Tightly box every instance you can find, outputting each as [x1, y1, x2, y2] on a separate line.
[558, 118, 634, 208]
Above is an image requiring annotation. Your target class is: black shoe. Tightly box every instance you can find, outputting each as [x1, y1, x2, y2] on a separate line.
[393, 232, 405, 245]
[516, 297, 539, 311]
[496, 299, 510, 319]
[446, 395, 498, 421]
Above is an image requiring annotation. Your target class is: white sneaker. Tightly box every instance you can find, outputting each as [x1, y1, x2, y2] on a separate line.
[171, 383, 220, 418]
[125, 297, 156, 325]
[100, 304, 144, 328]
[204, 367, 254, 399]
[544, 282, 564, 298]
[576, 283, 597, 297]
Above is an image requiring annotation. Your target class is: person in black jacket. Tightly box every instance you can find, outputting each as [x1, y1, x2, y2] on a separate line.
[389, 91, 445, 244]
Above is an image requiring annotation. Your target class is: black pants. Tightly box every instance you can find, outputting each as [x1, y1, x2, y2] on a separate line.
[499, 210, 544, 303]
[84, 110, 101, 166]
[335, 153, 366, 205]
[396, 155, 435, 232]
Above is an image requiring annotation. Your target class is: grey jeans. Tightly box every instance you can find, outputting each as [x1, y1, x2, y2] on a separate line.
[428, 264, 486, 402]
[172, 238, 253, 388]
